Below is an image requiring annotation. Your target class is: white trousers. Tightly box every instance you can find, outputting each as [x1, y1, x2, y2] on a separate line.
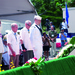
[33, 46, 43, 60]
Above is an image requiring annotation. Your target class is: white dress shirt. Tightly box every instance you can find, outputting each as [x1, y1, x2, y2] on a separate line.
[62, 22, 68, 29]
[20, 27, 33, 50]
[7, 30, 20, 55]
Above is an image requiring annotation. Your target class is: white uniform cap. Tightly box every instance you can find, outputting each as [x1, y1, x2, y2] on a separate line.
[34, 15, 42, 20]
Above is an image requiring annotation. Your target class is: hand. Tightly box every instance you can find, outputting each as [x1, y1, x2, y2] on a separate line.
[20, 39, 23, 44]
[12, 51, 16, 57]
[61, 32, 64, 35]
[67, 25, 69, 28]
[22, 49, 26, 52]
[13, 53, 16, 57]
[51, 38, 54, 42]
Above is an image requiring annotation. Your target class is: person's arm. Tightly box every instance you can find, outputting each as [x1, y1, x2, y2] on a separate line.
[54, 36, 57, 40]
[47, 38, 51, 47]
[42, 36, 45, 42]
[7, 43, 16, 57]
[67, 24, 69, 28]
[20, 30, 27, 52]
[20, 39, 27, 52]
[59, 33, 61, 38]
[3, 51, 8, 54]
[53, 31, 57, 41]
[61, 33, 66, 38]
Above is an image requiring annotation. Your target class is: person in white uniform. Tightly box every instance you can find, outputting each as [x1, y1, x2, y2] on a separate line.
[30, 15, 43, 60]
[0, 20, 4, 65]
[20, 20, 34, 63]
[7, 23, 20, 69]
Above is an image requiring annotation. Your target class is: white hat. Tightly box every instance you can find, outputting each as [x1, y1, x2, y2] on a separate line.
[34, 15, 42, 20]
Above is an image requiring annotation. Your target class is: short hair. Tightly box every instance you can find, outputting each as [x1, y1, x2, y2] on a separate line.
[61, 28, 64, 30]
[25, 20, 31, 25]
[62, 18, 65, 21]
[11, 23, 18, 27]
[50, 22, 53, 24]
[34, 15, 42, 20]
[43, 32, 46, 35]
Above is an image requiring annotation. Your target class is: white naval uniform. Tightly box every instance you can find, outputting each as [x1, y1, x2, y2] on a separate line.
[30, 23, 43, 60]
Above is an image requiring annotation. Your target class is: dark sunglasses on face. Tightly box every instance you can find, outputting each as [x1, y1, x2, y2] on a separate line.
[27, 24, 31, 26]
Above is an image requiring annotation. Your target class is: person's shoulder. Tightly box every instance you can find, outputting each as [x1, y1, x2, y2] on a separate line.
[48, 30, 51, 33]
[61, 22, 64, 24]
[20, 27, 26, 32]
[7, 31, 13, 37]
[21, 27, 25, 30]
[64, 32, 67, 34]
[31, 25, 37, 30]
[65, 22, 67, 25]
[8, 31, 12, 35]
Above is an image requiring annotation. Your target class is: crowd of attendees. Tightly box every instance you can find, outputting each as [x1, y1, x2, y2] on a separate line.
[0, 16, 69, 70]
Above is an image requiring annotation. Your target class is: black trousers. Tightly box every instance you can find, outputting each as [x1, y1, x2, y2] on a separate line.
[23, 50, 34, 63]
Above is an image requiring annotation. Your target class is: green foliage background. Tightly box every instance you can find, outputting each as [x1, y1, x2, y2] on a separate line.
[31, 0, 75, 33]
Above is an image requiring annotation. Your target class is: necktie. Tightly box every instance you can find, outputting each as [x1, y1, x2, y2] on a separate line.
[28, 29, 30, 33]
[35, 25, 42, 36]
[14, 33, 17, 40]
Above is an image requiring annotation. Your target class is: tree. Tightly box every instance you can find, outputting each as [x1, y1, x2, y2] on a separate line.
[31, 0, 75, 33]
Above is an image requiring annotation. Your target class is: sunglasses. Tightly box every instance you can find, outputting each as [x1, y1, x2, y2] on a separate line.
[27, 24, 31, 26]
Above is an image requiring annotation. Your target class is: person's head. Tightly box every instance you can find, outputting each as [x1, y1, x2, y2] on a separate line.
[43, 32, 46, 37]
[25, 20, 31, 29]
[62, 18, 65, 22]
[51, 26, 54, 31]
[3, 36, 7, 46]
[50, 22, 53, 26]
[34, 15, 42, 25]
[11, 23, 18, 33]
[61, 28, 64, 32]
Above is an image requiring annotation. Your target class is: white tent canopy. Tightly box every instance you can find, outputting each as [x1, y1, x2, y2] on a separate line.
[0, 0, 36, 34]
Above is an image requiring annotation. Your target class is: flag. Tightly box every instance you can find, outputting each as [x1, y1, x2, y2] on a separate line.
[66, 2, 69, 24]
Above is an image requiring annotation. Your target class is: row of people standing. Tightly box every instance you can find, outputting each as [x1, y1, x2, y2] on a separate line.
[6, 15, 43, 69]
[0, 17, 69, 69]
